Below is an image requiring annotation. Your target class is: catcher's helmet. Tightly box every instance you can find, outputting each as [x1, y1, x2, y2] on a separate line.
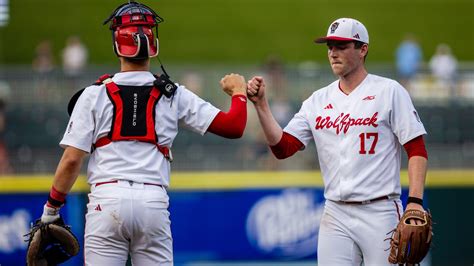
[104, 1, 164, 60]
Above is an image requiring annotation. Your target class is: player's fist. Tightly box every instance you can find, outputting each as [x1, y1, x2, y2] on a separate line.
[247, 76, 266, 103]
[220, 73, 246, 96]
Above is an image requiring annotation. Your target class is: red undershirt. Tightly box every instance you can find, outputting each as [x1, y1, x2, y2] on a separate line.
[270, 132, 427, 160]
[48, 95, 249, 205]
[207, 94, 247, 139]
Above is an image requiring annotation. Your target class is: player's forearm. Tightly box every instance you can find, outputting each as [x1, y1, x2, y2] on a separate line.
[407, 156, 427, 199]
[207, 95, 247, 138]
[51, 147, 86, 195]
[254, 99, 283, 145]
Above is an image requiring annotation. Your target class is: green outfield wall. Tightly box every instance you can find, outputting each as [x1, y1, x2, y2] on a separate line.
[1, 0, 473, 64]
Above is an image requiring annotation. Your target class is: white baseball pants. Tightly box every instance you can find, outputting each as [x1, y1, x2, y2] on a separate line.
[84, 180, 173, 266]
[317, 198, 403, 266]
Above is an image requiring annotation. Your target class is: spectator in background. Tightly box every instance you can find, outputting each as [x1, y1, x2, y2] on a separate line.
[180, 71, 204, 96]
[32, 40, 55, 100]
[262, 55, 292, 126]
[429, 43, 458, 96]
[396, 34, 423, 90]
[32, 40, 55, 74]
[262, 54, 287, 96]
[254, 55, 294, 170]
[62, 36, 88, 79]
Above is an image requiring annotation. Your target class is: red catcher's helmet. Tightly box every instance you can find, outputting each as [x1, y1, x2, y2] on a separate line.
[103, 1, 164, 60]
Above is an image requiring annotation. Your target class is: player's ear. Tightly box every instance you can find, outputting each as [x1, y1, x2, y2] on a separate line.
[358, 44, 369, 62]
[360, 44, 369, 58]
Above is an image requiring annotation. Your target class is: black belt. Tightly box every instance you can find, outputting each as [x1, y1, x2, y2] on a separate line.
[95, 180, 163, 187]
[339, 195, 390, 205]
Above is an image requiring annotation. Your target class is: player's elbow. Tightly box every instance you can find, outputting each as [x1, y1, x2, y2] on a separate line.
[227, 132, 243, 139]
[224, 126, 245, 139]
[61, 155, 83, 171]
[270, 149, 291, 160]
[274, 154, 289, 160]
[207, 111, 246, 139]
[269, 134, 302, 160]
[61, 147, 86, 169]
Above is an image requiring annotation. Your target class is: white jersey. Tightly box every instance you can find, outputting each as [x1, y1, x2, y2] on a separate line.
[284, 74, 426, 201]
[60, 71, 220, 187]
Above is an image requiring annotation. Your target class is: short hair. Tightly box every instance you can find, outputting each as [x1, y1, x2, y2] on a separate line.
[122, 57, 149, 66]
[353, 41, 368, 60]
[353, 41, 366, 49]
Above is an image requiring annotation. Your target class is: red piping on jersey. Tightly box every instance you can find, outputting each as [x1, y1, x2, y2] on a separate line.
[207, 94, 247, 139]
[270, 132, 304, 159]
[338, 82, 349, 96]
[403, 135, 428, 159]
[393, 200, 401, 221]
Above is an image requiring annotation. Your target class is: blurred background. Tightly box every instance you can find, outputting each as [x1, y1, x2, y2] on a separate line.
[0, 0, 473, 265]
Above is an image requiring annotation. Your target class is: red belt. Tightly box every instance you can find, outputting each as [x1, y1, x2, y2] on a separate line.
[95, 180, 162, 187]
[340, 195, 390, 205]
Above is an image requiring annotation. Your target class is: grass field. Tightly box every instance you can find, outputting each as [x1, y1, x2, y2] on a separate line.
[0, 0, 473, 64]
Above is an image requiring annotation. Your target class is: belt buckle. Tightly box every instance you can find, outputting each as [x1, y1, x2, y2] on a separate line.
[361, 200, 371, 204]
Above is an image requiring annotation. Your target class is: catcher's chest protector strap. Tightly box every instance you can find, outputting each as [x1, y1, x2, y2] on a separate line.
[93, 74, 172, 161]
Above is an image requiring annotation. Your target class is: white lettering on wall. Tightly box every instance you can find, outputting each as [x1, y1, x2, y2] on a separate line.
[0, 210, 31, 253]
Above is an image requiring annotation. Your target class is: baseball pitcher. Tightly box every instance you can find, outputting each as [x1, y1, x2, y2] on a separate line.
[247, 18, 432, 265]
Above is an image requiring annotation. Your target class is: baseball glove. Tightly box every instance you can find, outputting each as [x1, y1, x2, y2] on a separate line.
[25, 217, 80, 266]
[388, 209, 433, 264]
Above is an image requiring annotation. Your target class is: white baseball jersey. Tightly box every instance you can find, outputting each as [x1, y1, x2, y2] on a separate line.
[284, 74, 426, 201]
[60, 71, 220, 187]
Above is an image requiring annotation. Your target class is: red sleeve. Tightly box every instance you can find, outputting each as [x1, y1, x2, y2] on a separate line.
[270, 132, 304, 159]
[207, 95, 247, 139]
[403, 135, 428, 159]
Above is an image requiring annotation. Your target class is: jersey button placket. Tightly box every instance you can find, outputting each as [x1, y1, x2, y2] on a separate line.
[339, 132, 350, 200]
[339, 99, 356, 201]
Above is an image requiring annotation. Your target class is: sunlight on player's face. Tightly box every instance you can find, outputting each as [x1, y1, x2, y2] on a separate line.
[327, 41, 364, 77]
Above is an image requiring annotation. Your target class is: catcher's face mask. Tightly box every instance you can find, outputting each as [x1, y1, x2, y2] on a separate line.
[104, 1, 164, 60]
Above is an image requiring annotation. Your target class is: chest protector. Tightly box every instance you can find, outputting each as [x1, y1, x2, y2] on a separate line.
[93, 74, 172, 161]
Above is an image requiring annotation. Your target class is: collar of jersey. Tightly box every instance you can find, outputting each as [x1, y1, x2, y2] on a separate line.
[333, 74, 371, 98]
[112, 71, 156, 86]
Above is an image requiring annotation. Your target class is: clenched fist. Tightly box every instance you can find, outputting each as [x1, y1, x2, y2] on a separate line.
[220, 73, 246, 96]
[246, 76, 266, 103]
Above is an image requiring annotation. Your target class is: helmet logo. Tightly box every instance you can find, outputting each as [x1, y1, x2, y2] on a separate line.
[330, 22, 339, 34]
[132, 15, 142, 21]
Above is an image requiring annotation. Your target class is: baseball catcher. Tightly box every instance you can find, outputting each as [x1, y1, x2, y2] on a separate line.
[25, 214, 79, 265]
[29, 0, 248, 264]
[388, 209, 433, 264]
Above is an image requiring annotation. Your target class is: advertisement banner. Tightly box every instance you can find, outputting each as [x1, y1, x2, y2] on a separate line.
[171, 187, 415, 263]
[0, 186, 412, 265]
[0, 193, 85, 266]
[171, 188, 326, 263]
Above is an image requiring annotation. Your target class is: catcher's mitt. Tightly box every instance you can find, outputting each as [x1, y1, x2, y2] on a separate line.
[388, 209, 433, 264]
[25, 217, 80, 266]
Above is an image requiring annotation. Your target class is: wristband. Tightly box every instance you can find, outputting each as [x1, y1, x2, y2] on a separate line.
[47, 186, 67, 208]
[407, 196, 423, 206]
